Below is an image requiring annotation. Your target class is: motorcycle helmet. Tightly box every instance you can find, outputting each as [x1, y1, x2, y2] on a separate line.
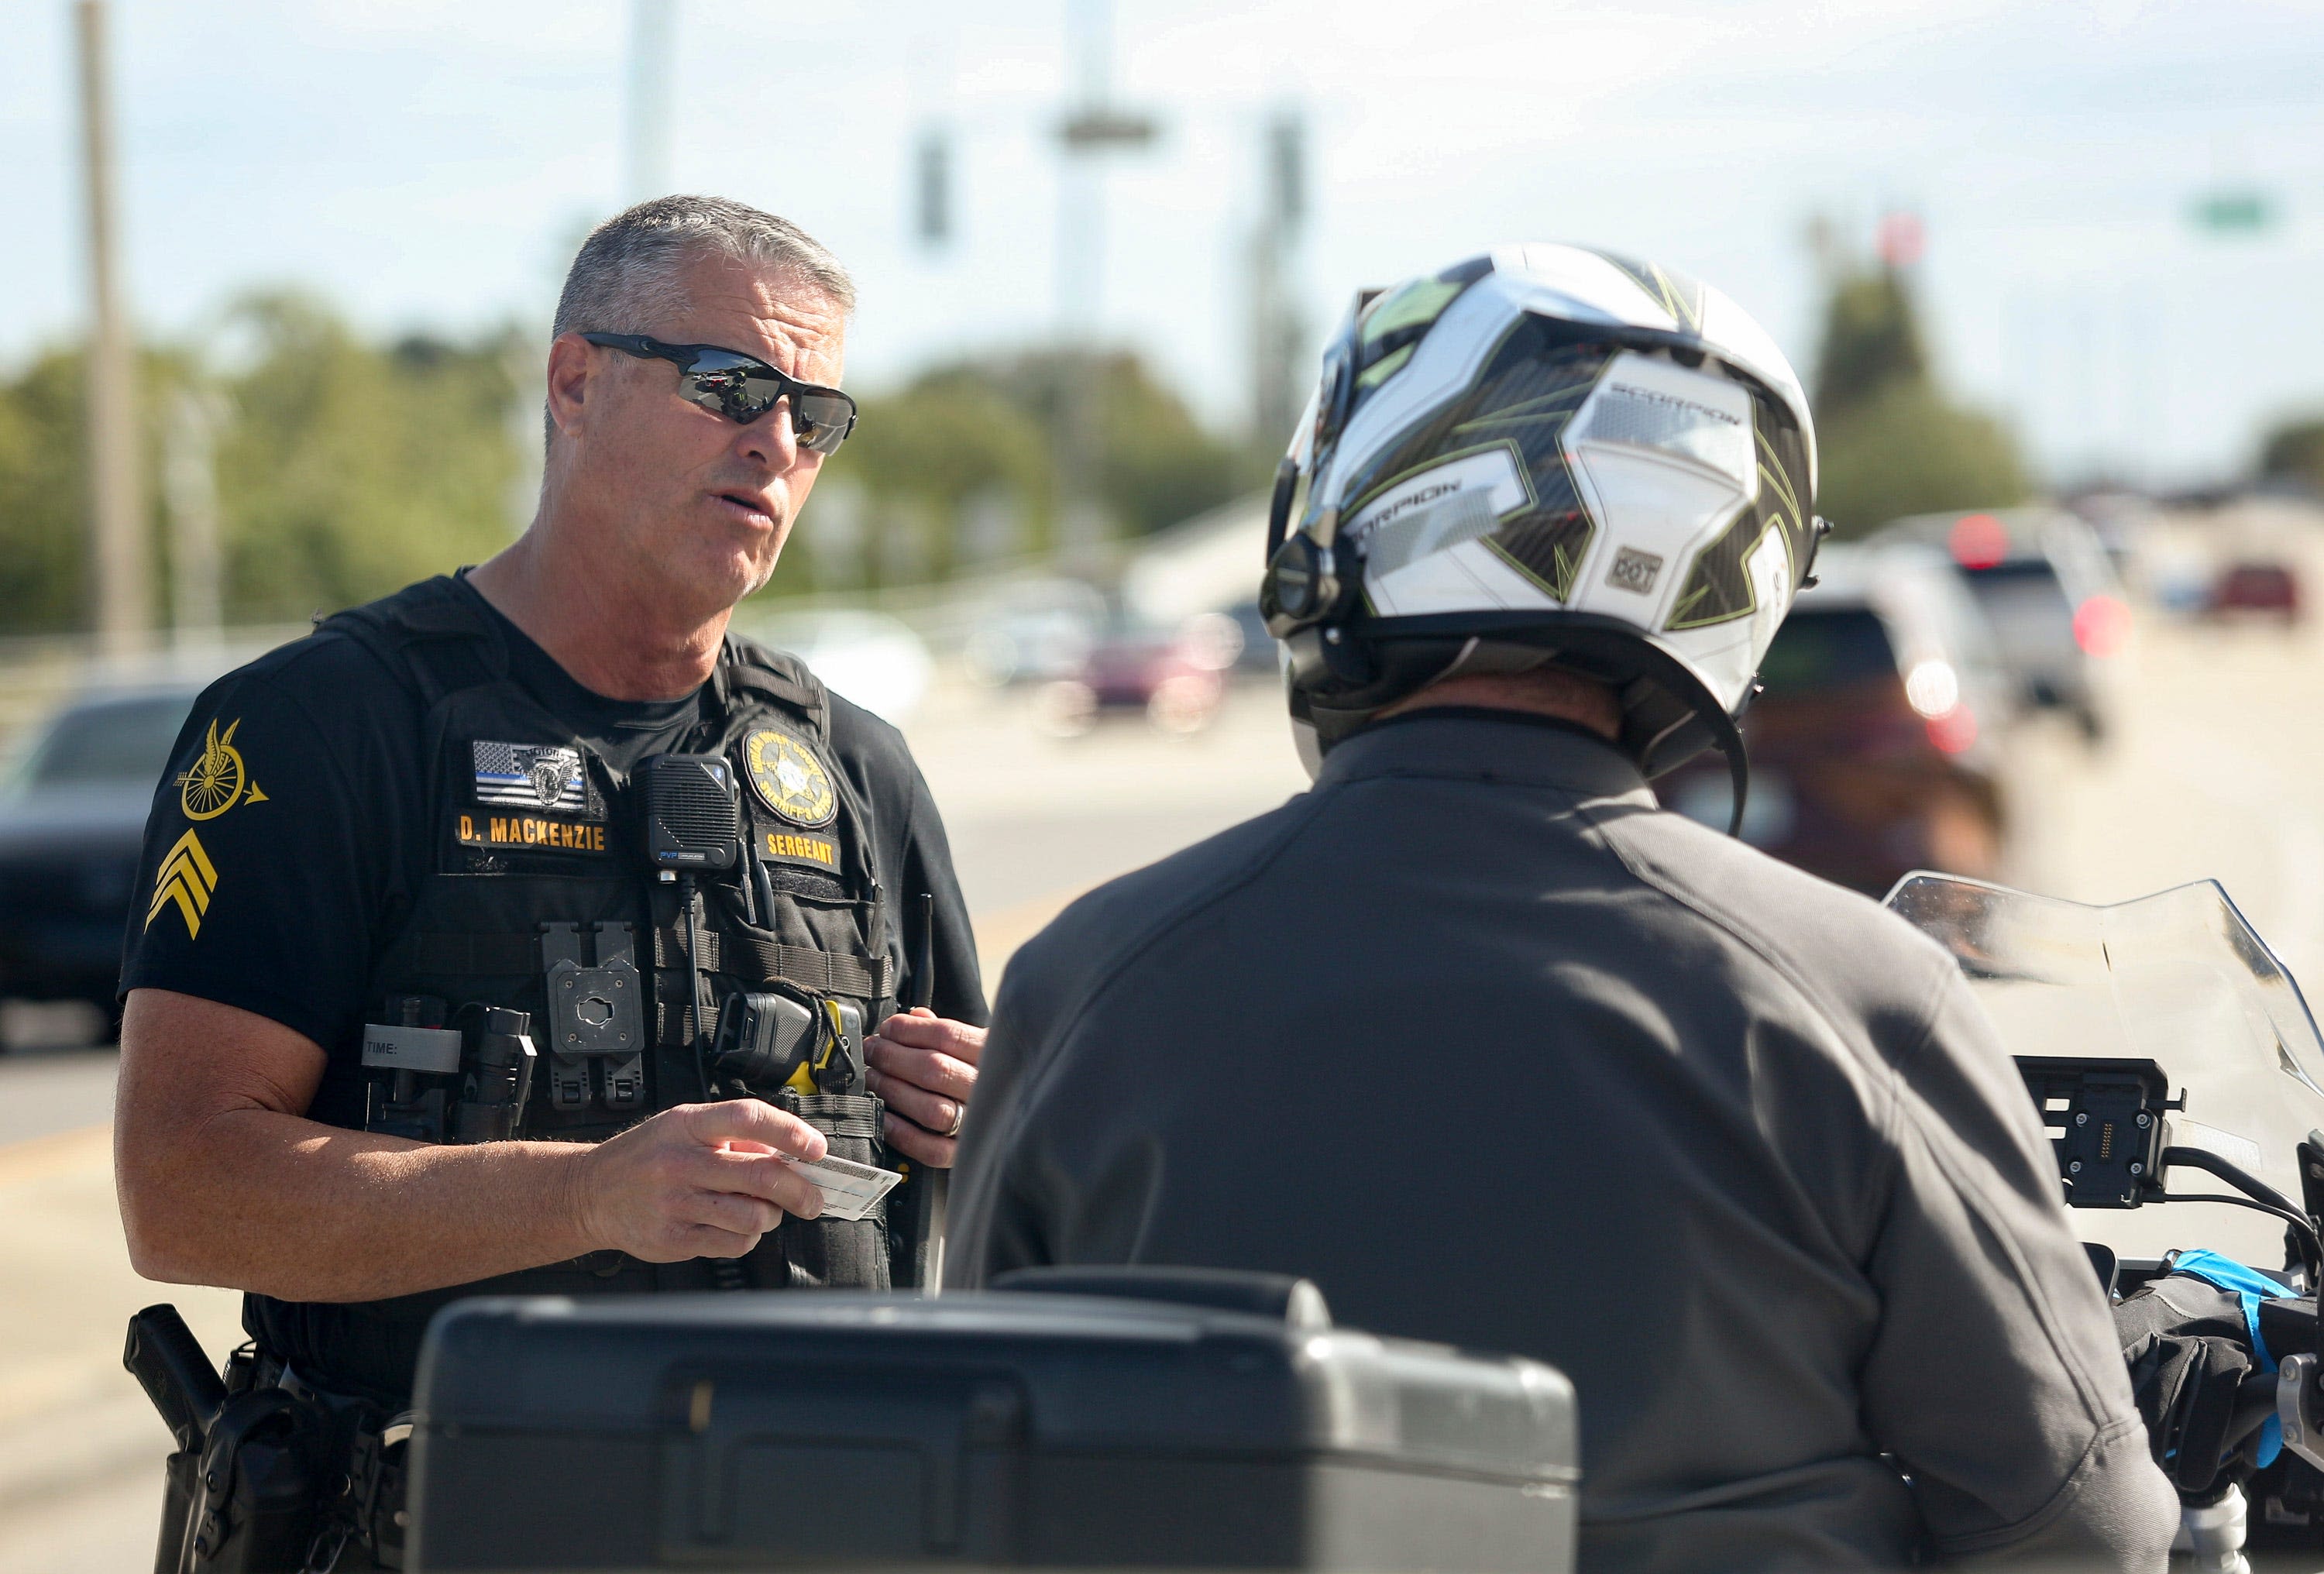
[1260, 243, 1826, 830]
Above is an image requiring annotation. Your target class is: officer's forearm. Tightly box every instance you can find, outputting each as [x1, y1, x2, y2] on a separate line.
[116, 988, 599, 1301]
[125, 1109, 599, 1302]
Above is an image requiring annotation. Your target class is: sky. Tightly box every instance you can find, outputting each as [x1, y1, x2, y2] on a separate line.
[4, 0, 2324, 489]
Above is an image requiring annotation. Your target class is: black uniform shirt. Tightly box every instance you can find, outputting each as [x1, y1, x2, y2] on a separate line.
[946, 710, 2174, 1573]
[121, 575, 986, 1096]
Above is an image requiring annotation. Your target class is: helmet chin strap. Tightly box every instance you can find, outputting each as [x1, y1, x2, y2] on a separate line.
[1631, 675, 1752, 838]
[1715, 715, 1752, 839]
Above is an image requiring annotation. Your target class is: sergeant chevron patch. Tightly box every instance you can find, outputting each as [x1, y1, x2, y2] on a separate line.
[145, 828, 217, 938]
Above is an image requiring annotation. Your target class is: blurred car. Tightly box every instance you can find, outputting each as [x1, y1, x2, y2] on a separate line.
[0, 685, 198, 1032]
[1660, 545, 2016, 896]
[1219, 600, 1285, 675]
[1034, 613, 1240, 736]
[962, 578, 1105, 688]
[751, 608, 933, 726]
[2209, 559, 2300, 623]
[1875, 507, 2126, 744]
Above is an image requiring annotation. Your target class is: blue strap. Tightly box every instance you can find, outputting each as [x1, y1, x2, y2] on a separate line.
[2170, 1249, 2286, 1467]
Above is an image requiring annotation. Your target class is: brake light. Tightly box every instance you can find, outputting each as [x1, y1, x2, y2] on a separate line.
[1949, 513, 2009, 570]
[1926, 706, 1977, 754]
[2073, 594, 2129, 656]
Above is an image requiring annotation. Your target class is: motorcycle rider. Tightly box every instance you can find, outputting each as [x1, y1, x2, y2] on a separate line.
[946, 246, 2178, 1569]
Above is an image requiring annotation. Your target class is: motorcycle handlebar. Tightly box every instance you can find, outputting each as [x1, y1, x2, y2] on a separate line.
[2227, 1369, 2282, 1452]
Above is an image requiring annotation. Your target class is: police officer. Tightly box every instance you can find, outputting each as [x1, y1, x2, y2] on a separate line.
[945, 246, 2178, 1570]
[115, 197, 986, 1567]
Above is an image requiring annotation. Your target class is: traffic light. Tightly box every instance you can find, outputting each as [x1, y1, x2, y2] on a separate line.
[915, 125, 952, 249]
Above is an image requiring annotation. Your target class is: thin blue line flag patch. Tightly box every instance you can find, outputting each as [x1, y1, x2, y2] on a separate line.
[471, 741, 588, 813]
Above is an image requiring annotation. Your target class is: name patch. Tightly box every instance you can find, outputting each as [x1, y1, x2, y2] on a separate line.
[458, 813, 609, 854]
[762, 828, 841, 873]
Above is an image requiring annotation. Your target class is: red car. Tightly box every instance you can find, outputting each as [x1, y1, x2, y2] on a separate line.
[1033, 613, 1240, 735]
[2209, 561, 2300, 623]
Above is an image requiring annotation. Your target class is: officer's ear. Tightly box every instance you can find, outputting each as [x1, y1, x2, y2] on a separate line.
[543, 332, 599, 449]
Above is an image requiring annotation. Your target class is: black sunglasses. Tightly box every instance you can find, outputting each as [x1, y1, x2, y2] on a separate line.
[581, 332, 858, 455]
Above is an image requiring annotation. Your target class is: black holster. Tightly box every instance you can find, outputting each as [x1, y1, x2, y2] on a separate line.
[154, 1387, 328, 1573]
[137, 1309, 406, 1574]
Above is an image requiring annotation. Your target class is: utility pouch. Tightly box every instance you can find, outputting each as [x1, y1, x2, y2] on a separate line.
[770, 1085, 893, 1290]
[361, 996, 461, 1143]
[810, 998, 866, 1095]
[449, 1005, 536, 1143]
[366, 999, 538, 1146]
[539, 922, 646, 1111]
[349, 1413, 414, 1569]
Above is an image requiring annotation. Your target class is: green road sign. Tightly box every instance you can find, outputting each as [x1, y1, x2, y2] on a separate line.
[2190, 189, 2278, 235]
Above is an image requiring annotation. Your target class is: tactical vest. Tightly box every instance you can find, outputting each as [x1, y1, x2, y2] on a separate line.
[246, 577, 906, 1405]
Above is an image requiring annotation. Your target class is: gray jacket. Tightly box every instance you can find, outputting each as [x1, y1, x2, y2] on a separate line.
[946, 710, 2176, 1571]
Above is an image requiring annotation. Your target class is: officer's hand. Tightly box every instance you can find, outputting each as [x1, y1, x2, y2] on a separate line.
[571, 1099, 827, 1262]
[864, 1009, 985, 1168]
[2123, 1330, 2260, 1497]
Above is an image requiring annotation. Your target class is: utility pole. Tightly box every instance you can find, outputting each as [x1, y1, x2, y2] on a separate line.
[161, 387, 225, 655]
[625, 0, 678, 202]
[1051, 0, 1156, 573]
[1248, 108, 1308, 452]
[74, 0, 150, 658]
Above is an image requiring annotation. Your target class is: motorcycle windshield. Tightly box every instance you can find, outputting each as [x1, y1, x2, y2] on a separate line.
[1885, 874, 2324, 1267]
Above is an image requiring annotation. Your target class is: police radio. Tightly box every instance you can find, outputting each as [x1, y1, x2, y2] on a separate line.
[638, 754, 741, 871]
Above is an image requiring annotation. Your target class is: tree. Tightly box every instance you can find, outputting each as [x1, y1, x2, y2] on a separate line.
[963, 349, 1263, 539]
[2259, 417, 2324, 496]
[211, 293, 523, 621]
[1812, 270, 1928, 418]
[1810, 263, 2031, 537]
[0, 295, 525, 637]
[0, 349, 100, 633]
[810, 375, 1053, 586]
[0, 301, 1259, 631]
[801, 347, 1263, 590]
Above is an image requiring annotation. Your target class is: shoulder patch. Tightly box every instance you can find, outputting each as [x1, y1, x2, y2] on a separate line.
[177, 718, 255, 820]
[743, 730, 837, 827]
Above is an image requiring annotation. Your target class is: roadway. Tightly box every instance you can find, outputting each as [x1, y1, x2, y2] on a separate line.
[3, 607, 2322, 1567]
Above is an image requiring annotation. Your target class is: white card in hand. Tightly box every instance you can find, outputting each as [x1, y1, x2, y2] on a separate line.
[789, 1153, 904, 1222]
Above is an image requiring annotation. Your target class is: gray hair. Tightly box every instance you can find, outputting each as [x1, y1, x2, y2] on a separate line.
[542, 196, 854, 452]
[550, 194, 856, 344]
